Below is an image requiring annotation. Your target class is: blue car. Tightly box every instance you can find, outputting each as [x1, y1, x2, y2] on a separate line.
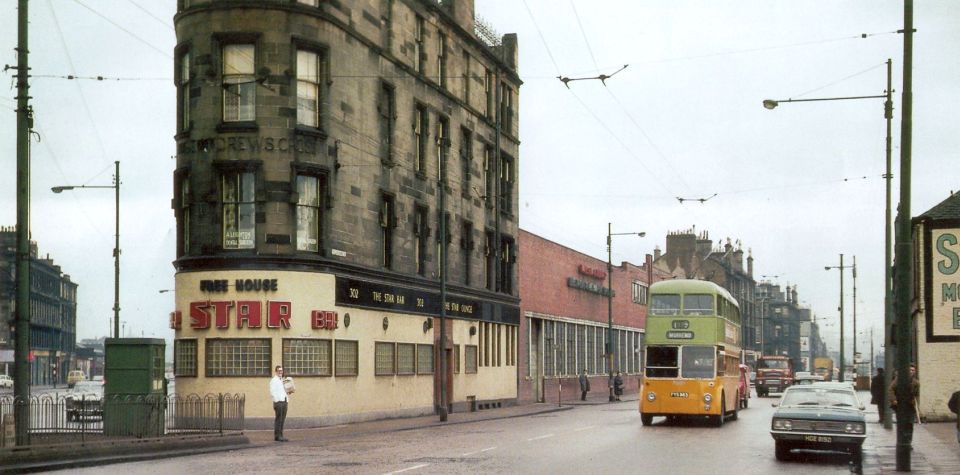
[770, 382, 866, 468]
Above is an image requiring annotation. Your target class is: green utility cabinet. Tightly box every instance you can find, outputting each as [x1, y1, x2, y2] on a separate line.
[103, 338, 166, 437]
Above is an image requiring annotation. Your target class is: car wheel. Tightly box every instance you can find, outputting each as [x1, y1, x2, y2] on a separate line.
[775, 441, 791, 461]
[640, 413, 653, 426]
[743, 394, 749, 409]
[731, 397, 739, 421]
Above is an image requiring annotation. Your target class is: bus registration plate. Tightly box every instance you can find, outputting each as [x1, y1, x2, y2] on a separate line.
[670, 392, 689, 398]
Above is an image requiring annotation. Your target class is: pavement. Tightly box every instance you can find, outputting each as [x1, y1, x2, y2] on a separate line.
[3, 389, 958, 473]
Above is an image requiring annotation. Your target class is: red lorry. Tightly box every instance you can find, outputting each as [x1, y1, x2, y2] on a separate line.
[755, 355, 794, 397]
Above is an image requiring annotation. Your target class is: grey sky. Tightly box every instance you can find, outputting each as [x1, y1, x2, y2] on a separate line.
[1, 1, 958, 362]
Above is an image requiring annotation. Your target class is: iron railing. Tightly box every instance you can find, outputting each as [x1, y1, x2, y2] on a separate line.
[0, 393, 244, 446]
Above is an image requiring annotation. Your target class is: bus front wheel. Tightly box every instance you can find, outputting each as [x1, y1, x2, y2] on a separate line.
[713, 395, 725, 427]
[641, 413, 653, 426]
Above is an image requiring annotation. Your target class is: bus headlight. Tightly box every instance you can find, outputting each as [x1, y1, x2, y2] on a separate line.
[703, 393, 712, 403]
[646, 392, 656, 402]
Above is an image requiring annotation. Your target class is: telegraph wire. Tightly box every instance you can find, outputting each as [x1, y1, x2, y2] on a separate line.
[47, 0, 110, 169]
[32, 74, 169, 81]
[125, 0, 175, 31]
[71, 0, 173, 59]
[790, 62, 887, 99]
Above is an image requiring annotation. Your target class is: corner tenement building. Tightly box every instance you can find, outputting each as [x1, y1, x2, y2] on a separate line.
[171, 0, 521, 426]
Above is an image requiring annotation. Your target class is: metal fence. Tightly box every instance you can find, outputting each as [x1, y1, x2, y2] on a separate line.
[0, 393, 244, 446]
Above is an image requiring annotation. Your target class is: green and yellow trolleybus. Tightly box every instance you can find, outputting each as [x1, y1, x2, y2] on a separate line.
[639, 279, 742, 426]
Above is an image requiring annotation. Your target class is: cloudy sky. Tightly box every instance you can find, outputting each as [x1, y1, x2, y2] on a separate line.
[1, 1, 958, 363]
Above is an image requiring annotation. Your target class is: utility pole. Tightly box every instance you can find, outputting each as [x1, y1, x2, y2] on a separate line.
[883, 57, 895, 430]
[852, 255, 857, 378]
[13, 0, 32, 446]
[894, 0, 915, 470]
[438, 134, 448, 422]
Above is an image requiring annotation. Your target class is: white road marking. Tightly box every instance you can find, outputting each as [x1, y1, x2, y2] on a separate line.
[384, 463, 430, 474]
[461, 446, 497, 456]
[527, 433, 555, 441]
[573, 425, 595, 432]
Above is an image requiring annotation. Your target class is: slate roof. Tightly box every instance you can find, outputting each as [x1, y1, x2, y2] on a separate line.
[917, 192, 960, 220]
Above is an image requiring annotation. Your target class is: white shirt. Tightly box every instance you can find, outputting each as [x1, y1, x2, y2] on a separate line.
[270, 375, 288, 403]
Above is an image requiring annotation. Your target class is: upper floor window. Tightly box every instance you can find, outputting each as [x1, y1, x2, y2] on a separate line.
[437, 34, 447, 88]
[460, 128, 472, 192]
[178, 174, 191, 256]
[295, 174, 323, 252]
[414, 15, 425, 74]
[483, 145, 494, 208]
[414, 104, 428, 175]
[414, 205, 429, 276]
[380, 194, 396, 269]
[177, 50, 191, 131]
[499, 154, 514, 213]
[500, 83, 514, 132]
[436, 116, 449, 181]
[484, 68, 494, 119]
[462, 51, 471, 104]
[378, 83, 395, 163]
[297, 49, 322, 128]
[222, 44, 256, 122]
[632, 281, 648, 305]
[222, 170, 256, 249]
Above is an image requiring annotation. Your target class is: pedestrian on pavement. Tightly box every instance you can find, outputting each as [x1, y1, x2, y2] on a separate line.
[613, 372, 624, 401]
[889, 364, 920, 444]
[578, 369, 590, 401]
[870, 367, 886, 423]
[270, 365, 290, 442]
[948, 389, 960, 444]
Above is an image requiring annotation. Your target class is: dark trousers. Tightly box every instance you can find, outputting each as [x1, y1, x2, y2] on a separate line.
[273, 401, 288, 440]
[581, 390, 587, 401]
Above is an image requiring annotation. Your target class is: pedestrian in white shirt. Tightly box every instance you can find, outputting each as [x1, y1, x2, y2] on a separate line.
[270, 365, 289, 442]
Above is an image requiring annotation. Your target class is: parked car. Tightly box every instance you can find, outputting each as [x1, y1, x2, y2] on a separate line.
[0, 375, 12, 388]
[793, 371, 824, 385]
[66, 380, 104, 421]
[770, 382, 866, 469]
[67, 370, 86, 388]
[738, 364, 751, 409]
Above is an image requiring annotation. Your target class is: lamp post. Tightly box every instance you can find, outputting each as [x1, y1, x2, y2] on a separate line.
[606, 223, 644, 403]
[764, 59, 894, 425]
[52, 161, 121, 339]
[825, 254, 853, 383]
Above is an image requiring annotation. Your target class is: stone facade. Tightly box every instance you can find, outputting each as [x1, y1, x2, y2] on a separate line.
[171, 0, 521, 424]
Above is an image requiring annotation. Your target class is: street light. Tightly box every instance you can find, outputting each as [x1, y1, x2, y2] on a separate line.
[52, 160, 121, 339]
[825, 254, 854, 383]
[606, 223, 644, 403]
[765, 59, 894, 426]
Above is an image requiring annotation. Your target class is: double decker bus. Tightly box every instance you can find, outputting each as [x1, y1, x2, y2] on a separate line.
[639, 279, 742, 426]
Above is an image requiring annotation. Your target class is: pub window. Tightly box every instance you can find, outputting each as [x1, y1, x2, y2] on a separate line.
[297, 0, 318, 5]
[334, 340, 359, 376]
[222, 170, 256, 249]
[296, 174, 323, 252]
[414, 104, 428, 175]
[177, 49, 191, 132]
[174, 339, 197, 377]
[414, 205, 429, 276]
[205, 339, 271, 377]
[414, 15, 425, 73]
[437, 34, 447, 88]
[297, 49, 323, 128]
[283, 338, 331, 376]
[222, 44, 256, 122]
[565, 323, 576, 374]
[577, 325, 587, 374]
[416, 344, 434, 374]
[397, 343, 416, 375]
[375, 342, 396, 376]
[453, 344, 461, 374]
[555, 322, 566, 375]
[465, 345, 478, 374]
[378, 82, 396, 163]
[380, 194, 396, 269]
